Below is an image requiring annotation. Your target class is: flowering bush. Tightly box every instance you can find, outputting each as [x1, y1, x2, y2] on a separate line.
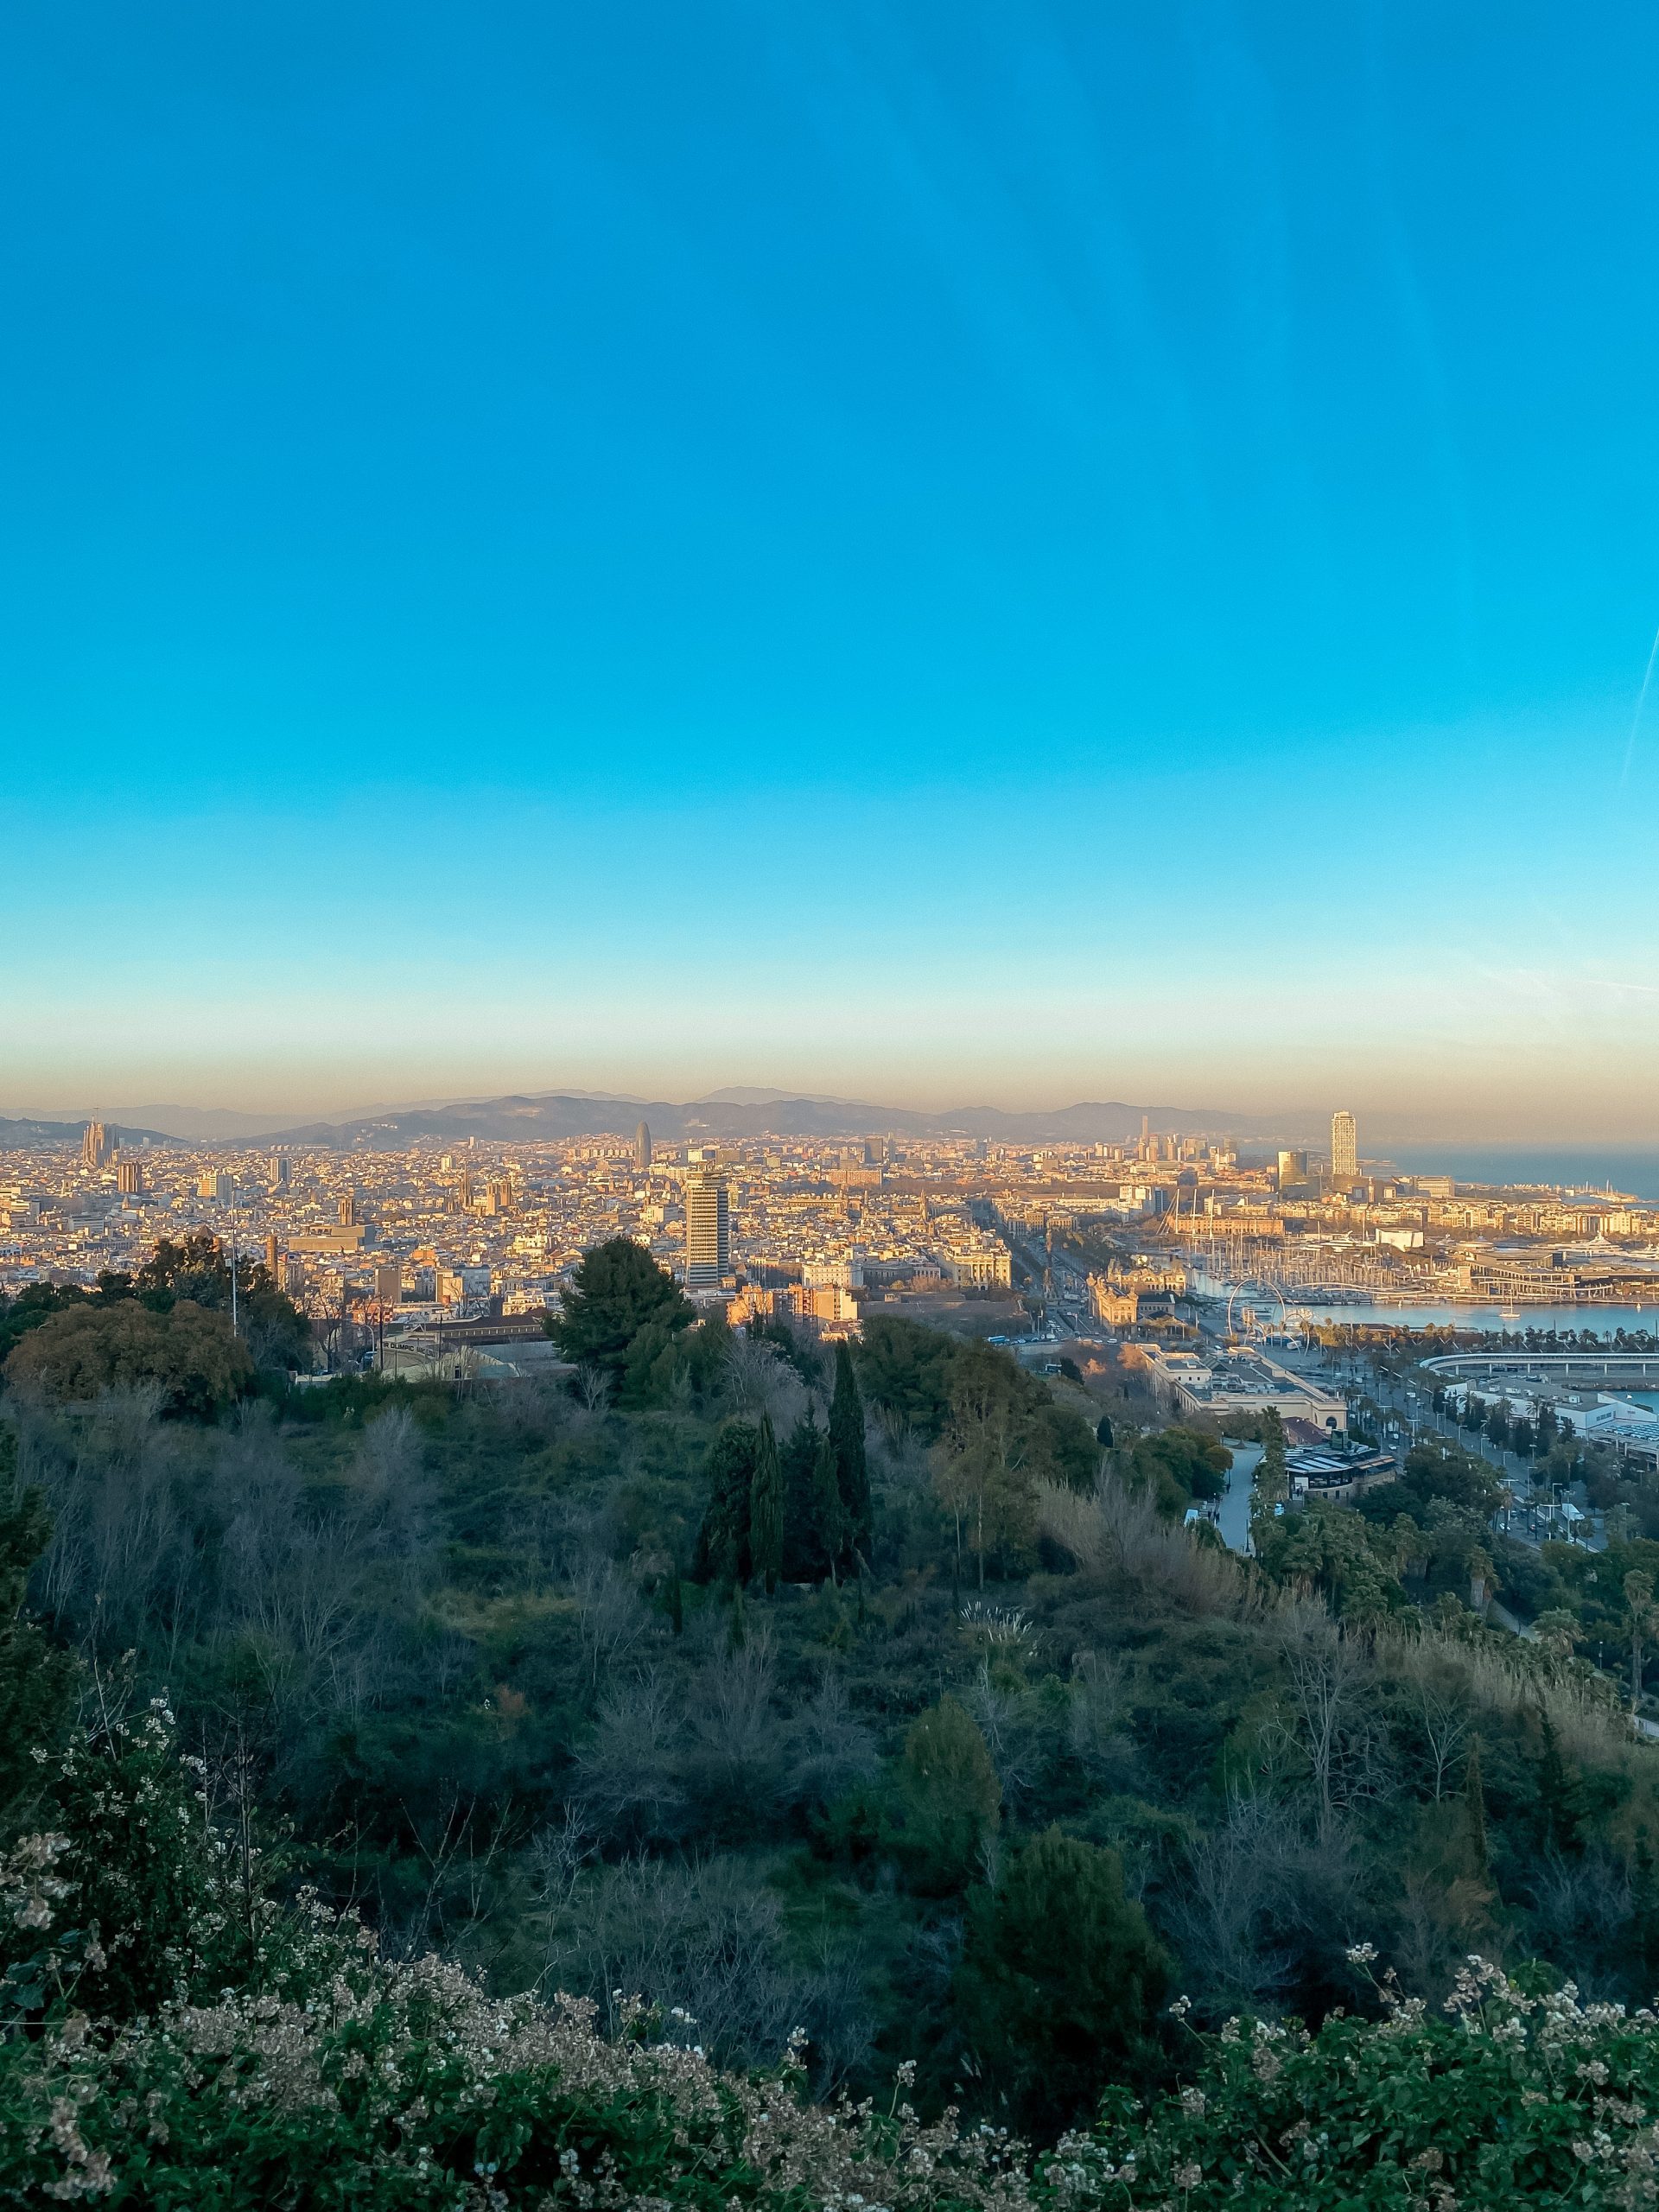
[1, 1691, 283, 2029]
[1041, 1951, 1659, 2210]
[0, 1703, 1030, 2208]
[16, 1703, 1659, 2206]
[0, 1952, 1034, 2208]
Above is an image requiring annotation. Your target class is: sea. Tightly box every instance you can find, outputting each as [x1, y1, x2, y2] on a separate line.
[1383, 1147, 1659, 1203]
[1283, 1301, 1659, 1338]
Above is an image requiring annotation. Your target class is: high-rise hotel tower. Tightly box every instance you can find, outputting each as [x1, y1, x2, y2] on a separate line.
[684, 1169, 730, 1287]
[1331, 1109, 1358, 1182]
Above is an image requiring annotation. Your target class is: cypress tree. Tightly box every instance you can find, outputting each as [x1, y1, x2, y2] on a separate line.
[830, 1339, 872, 1560]
[749, 1410, 784, 1593]
[781, 1409, 822, 1580]
[727, 1581, 747, 1652]
[810, 1432, 846, 1586]
[692, 1421, 758, 1585]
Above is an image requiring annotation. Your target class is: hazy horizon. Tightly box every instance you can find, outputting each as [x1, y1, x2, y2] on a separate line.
[4, 1077, 1656, 1153]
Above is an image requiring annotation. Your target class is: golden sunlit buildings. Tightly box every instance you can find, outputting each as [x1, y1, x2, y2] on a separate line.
[1332, 1109, 1358, 1182]
[684, 1168, 730, 1287]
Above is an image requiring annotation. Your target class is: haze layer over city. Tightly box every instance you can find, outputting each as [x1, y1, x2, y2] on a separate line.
[6, 8, 1659, 2207]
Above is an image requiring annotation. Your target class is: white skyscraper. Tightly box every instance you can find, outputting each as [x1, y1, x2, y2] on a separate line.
[684, 1171, 730, 1287]
[1331, 1109, 1358, 1182]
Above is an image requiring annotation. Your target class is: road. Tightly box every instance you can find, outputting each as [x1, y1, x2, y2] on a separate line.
[1218, 1440, 1262, 1554]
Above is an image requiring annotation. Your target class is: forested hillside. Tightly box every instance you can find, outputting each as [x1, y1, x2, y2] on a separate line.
[6, 1241, 1659, 2202]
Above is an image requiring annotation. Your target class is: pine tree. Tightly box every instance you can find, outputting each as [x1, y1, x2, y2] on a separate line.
[830, 1339, 872, 1561]
[665, 1554, 683, 1636]
[749, 1411, 784, 1593]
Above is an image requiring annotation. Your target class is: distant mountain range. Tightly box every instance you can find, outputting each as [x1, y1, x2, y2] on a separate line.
[225, 1090, 1263, 1149]
[0, 1113, 180, 1148]
[0, 1090, 1311, 1153]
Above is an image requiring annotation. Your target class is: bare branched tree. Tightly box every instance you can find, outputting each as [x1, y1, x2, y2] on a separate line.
[682, 1634, 790, 1832]
[1272, 1624, 1391, 1841]
[570, 1560, 655, 1693]
[575, 1363, 613, 1415]
[784, 1672, 878, 1814]
[544, 1854, 870, 2084]
[724, 1334, 808, 1431]
[575, 1669, 689, 1845]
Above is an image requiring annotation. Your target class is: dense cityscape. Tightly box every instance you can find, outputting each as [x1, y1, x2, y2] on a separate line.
[9, 1102, 1658, 1353]
[10, 1096, 1659, 1504]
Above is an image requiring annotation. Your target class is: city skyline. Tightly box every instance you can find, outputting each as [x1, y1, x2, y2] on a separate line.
[1, 1077, 1655, 1155]
[5, 8, 1659, 1133]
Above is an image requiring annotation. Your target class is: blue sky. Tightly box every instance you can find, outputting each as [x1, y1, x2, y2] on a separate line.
[3, 3, 1657, 1135]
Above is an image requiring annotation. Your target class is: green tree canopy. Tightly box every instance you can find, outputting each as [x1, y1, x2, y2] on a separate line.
[895, 1694, 1001, 1892]
[134, 1230, 236, 1306]
[0, 1281, 101, 1370]
[133, 1230, 311, 1370]
[0, 1239, 309, 1382]
[1401, 1440, 1504, 1521]
[3, 1299, 254, 1420]
[780, 1408, 823, 1580]
[1129, 1426, 1231, 1516]
[548, 1237, 693, 1381]
[808, 1432, 847, 1584]
[954, 1827, 1168, 2133]
[1257, 1499, 1408, 1622]
[855, 1314, 964, 1438]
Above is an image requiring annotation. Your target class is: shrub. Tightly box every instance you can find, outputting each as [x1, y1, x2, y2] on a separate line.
[953, 1828, 1168, 2137]
[1046, 1952, 1659, 2209]
[894, 1694, 1001, 1893]
[3, 1300, 252, 1418]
